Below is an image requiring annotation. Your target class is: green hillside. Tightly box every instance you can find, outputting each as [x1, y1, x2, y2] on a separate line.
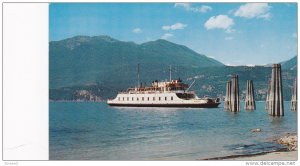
[281, 56, 297, 70]
[49, 36, 297, 101]
[50, 35, 224, 89]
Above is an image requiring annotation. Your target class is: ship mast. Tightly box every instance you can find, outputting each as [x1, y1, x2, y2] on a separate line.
[169, 65, 172, 82]
[137, 63, 140, 88]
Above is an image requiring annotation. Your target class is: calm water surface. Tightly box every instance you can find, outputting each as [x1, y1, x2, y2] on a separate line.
[49, 101, 297, 160]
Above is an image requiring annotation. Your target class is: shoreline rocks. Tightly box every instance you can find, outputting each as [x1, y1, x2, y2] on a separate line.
[277, 134, 297, 151]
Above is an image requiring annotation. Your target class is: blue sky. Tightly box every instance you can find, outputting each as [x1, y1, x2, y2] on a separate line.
[49, 3, 297, 65]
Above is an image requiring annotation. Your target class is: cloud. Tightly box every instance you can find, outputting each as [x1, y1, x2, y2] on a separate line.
[162, 23, 187, 31]
[234, 3, 271, 20]
[204, 15, 234, 32]
[174, 3, 212, 13]
[225, 29, 236, 33]
[225, 37, 233, 40]
[132, 28, 142, 34]
[174, 3, 191, 8]
[199, 5, 213, 13]
[161, 33, 173, 40]
[174, 3, 190, 8]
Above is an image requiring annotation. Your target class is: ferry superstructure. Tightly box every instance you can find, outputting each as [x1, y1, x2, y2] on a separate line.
[107, 65, 220, 108]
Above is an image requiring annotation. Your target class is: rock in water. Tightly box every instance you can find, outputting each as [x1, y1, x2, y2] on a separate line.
[251, 128, 262, 132]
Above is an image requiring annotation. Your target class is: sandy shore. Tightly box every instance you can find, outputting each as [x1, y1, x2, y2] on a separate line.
[231, 134, 298, 161]
[225, 150, 298, 161]
[202, 134, 298, 161]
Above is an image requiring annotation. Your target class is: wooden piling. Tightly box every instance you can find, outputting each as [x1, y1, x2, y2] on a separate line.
[224, 81, 231, 110]
[291, 78, 297, 111]
[266, 80, 271, 113]
[267, 64, 284, 116]
[245, 80, 256, 110]
[230, 74, 240, 112]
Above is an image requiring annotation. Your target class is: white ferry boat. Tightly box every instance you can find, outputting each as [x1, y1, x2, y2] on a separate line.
[107, 66, 220, 108]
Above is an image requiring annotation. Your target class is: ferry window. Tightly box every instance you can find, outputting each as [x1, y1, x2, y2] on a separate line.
[165, 97, 167, 101]
[147, 97, 149, 101]
[127, 97, 129, 101]
[132, 97, 134, 101]
[123, 97, 124, 101]
[159, 97, 161, 101]
[171, 97, 173, 100]
[176, 93, 195, 100]
[137, 97, 139, 101]
[142, 97, 144, 101]
[118, 97, 120, 101]
[153, 97, 155, 101]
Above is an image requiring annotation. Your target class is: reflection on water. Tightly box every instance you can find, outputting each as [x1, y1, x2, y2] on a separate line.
[49, 101, 297, 160]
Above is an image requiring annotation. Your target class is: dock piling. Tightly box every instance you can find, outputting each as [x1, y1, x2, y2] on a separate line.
[224, 81, 231, 110]
[230, 74, 240, 112]
[266, 64, 284, 116]
[266, 80, 271, 113]
[291, 78, 297, 111]
[245, 80, 256, 110]
[224, 75, 240, 112]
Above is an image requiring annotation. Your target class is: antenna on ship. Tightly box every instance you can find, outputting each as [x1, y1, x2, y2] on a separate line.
[169, 65, 172, 82]
[187, 80, 196, 91]
[137, 63, 140, 88]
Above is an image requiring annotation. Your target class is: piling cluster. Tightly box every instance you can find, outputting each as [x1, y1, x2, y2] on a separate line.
[224, 63, 296, 116]
[266, 64, 284, 116]
[245, 80, 256, 110]
[291, 78, 297, 111]
[224, 74, 240, 112]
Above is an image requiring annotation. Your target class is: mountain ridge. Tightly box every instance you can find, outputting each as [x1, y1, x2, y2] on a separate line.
[49, 35, 297, 101]
[281, 56, 297, 70]
[50, 35, 225, 89]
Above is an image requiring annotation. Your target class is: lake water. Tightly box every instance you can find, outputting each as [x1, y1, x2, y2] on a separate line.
[49, 101, 297, 160]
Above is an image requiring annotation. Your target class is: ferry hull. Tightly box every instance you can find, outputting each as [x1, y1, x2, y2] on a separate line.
[107, 103, 220, 108]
